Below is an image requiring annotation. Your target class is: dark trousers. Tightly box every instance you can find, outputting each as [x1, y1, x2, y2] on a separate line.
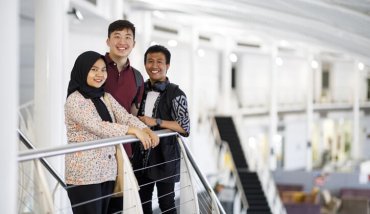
[67, 181, 114, 214]
[107, 196, 123, 214]
[137, 176, 177, 214]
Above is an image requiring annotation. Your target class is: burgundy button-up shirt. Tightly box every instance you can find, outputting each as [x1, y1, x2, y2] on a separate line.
[104, 53, 144, 156]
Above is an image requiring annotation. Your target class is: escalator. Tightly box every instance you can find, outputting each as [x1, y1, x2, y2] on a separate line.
[215, 116, 272, 214]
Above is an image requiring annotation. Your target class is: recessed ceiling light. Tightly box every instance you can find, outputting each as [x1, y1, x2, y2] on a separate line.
[168, 40, 178, 47]
[275, 57, 283, 66]
[153, 10, 165, 19]
[311, 60, 319, 69]
[358, 62, 364, 70]
[229, 53, 238, 63]
[197, 49, 205, 57]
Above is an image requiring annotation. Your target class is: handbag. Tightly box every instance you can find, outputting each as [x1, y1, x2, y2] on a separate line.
[103, 93, 124, 197]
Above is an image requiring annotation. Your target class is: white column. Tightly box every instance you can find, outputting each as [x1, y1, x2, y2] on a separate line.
[306, 57, 315, 171]
[61, 0, 71, 212]
[130, 11, 153, 63]
[352, 62, 361, 159]
[218, 37, 233, 114]
[269, 46, 278, 170]
[122, 0, 130, 18]
[127, 11, 152, 73]
[34, 3, 68, 212]
[34, 0, 66, 148]
[188, 27, 199, 151]
[0, 1, 18, 213]
[100, 0, 124, 20]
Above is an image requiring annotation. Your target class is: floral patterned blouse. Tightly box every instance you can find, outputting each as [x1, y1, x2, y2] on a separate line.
[64, 91, 147, 185]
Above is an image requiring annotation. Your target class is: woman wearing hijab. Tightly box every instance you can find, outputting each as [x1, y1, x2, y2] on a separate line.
[64, 51, 159, 214]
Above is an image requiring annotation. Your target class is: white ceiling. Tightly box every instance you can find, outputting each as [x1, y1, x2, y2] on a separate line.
[18, 0, 370, 104]
[20, 0, 370, 63]
[128, 0, 370, 63]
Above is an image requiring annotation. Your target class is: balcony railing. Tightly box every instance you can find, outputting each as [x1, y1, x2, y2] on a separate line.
[17, 129, 226, 214]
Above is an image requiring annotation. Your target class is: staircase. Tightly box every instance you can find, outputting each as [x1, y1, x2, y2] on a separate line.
[215, 116, 272, 214]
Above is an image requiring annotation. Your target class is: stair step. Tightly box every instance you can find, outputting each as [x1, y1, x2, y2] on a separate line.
[246, 195, 267, 200]
[247, 210, 272, 214]
[245, 188, 264, 192]
[248, 200, 268, 207]
[244, 188, 264, 193]
[243, 180, 261, 183]
[241, 181, 261, 185]
[244, 184, 263, 189]
[249, 205, 270, 209]
[248, 206, 272, 211]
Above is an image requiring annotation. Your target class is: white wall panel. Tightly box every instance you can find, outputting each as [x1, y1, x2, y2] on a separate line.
[236, 53, 270, 108]
[276, 57, 308, 106]
[284, 118, 307, 170]
[195, 48, 220, 110]
[331, 61, 354, 103]
[68, 31, 107, 72]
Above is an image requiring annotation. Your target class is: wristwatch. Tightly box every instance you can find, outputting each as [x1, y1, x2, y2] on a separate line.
[156, 118, 162, 127]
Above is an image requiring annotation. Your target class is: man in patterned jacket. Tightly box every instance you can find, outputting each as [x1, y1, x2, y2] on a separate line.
[133, 45, 190, 214]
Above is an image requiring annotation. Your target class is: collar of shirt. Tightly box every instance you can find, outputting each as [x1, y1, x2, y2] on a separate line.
[104, 53, 130, 73]
[103, 53, 138, 114]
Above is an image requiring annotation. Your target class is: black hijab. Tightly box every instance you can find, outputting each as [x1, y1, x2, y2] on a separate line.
[67, 51, 112, 122]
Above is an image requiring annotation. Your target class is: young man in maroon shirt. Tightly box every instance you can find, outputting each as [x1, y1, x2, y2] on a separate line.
[104, 19, 144, 155]
[104, 19, 145, 214]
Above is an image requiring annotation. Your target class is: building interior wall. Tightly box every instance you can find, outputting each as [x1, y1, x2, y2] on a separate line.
[10, 0, 370, 212]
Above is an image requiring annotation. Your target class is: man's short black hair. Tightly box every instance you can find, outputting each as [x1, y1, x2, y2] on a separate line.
[108, 20, 135, 39]
[144, 45, 171, 64]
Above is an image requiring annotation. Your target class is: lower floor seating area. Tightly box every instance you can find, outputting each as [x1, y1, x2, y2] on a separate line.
[277, 184, 370, 214]
[277, 184, 320, 214]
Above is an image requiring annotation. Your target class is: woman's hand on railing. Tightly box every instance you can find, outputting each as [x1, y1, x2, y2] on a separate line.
[127, 127, 152, 150]
[144, 127, 160, 148]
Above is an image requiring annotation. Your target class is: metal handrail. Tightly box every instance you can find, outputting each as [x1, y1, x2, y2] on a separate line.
[179, 135, 227, 214]
[18, 129, 176, 162]
[18, 129, 176, 191]
[18, 128, 226, 213]
[18, 129, 67, 188]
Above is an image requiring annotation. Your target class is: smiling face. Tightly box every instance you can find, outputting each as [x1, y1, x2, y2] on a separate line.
[106, 28, 135, 61]
[86, 58, 107, 88]
[145, 52, 170, 83]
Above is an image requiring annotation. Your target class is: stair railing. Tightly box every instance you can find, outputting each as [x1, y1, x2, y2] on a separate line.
[18, 101, 35, 146]
[18, 129, 67, 189]
[209, 116, 249, 213]
[178, 135, 226, 214]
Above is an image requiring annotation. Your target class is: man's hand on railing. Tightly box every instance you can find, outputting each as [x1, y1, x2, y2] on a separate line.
[138, 115, 157, 127]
